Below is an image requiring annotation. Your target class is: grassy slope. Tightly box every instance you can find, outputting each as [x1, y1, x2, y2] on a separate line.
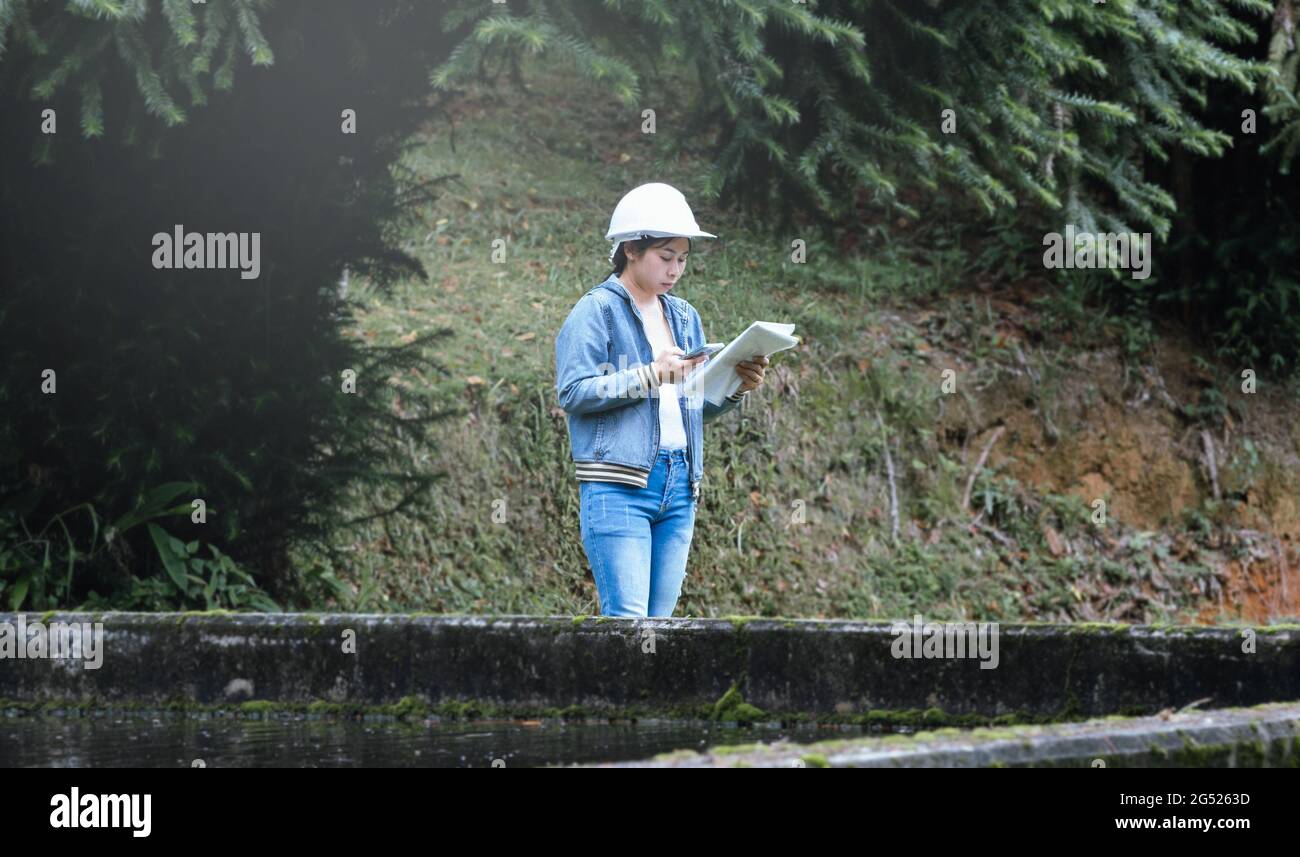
[289, 59, 1300, 625]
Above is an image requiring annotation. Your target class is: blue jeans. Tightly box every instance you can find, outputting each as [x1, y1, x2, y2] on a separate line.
[579, 447, 696, 617]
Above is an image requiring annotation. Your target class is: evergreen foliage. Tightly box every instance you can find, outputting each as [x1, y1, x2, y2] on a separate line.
[429, 0, 1300, 370]
[0, 1, 460, 608]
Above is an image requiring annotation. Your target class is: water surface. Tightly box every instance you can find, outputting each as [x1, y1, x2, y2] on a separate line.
[1, 709, 881, 767]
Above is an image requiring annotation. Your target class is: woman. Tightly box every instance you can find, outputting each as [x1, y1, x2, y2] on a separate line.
[554, 182, 769, 617]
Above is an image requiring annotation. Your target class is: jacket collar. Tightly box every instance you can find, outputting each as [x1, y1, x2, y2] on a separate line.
[597, 274, 684, 322]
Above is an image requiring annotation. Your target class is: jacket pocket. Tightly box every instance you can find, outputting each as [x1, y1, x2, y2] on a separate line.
[594, 413, 606, 456]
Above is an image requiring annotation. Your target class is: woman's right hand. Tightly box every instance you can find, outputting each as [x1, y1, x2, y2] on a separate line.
[653, 347, 708, 385]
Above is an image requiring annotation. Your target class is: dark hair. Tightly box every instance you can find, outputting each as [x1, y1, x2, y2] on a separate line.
[609, 236, 692, 276]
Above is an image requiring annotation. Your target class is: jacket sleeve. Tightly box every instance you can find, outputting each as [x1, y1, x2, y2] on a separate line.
[704, 388, 747, 422]
[687, 303, 747, 423]
[555, 293, 661, 415]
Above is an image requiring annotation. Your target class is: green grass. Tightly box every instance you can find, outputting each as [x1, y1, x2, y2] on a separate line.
[285, 56, 1281, 624]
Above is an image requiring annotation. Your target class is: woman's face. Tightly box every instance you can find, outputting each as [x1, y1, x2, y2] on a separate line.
[627, 237, 690, 296]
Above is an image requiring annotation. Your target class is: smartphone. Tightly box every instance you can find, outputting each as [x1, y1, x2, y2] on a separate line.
[681, 342, 724, 360]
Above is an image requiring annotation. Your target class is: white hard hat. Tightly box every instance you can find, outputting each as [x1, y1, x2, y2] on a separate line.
[605, 182, 716, 264]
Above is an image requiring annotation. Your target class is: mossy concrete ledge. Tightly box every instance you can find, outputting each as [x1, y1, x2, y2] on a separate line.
[599, 702, 1300, 768]
[0, 613, 1297, 720]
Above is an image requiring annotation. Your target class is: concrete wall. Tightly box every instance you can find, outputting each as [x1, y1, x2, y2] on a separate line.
[2, 613, 1297, 723]
[604, 702, 1300, 767]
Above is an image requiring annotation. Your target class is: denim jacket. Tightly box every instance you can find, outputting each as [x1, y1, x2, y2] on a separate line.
[555, 273, 746, 502]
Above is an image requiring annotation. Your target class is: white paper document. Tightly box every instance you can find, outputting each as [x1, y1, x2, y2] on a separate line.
[684, 321, 799, 404]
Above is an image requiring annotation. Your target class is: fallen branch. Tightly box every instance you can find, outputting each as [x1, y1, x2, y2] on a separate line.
[1178, 696, 1214, 713]
[875, 411, 899, 543]
[962, 425, 1005, 513]
[971, 520, 1015, 548]
[1200, 430, 1221, 500]
[1148, 363, 1181, 413]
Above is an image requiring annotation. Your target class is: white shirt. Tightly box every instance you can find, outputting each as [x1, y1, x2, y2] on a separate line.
[639, 305, 688, 449]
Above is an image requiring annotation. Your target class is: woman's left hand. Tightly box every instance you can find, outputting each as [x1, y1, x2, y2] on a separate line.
[735, 355, 769, 393]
